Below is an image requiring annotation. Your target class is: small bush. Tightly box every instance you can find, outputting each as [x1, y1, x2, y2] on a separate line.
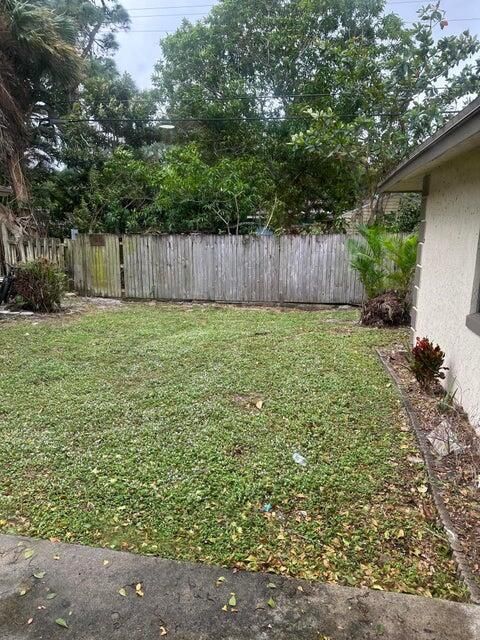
[13, 258, 66, 312]
[409, 337, 448, 390]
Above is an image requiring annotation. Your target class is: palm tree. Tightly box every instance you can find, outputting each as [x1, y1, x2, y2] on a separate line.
[0, 0, 82, 204]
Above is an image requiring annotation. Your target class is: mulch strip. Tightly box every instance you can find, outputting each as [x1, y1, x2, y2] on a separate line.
[377, 347, 480, 603]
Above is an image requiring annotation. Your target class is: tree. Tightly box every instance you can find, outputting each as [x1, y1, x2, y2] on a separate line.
[291, 2, 480, 203]
[27, 1, 166, 224]
[52, 0, 130, 59]
[69, 145, 279, 234]
[154, 0, 480, 225]
[0, 0, 82, 203]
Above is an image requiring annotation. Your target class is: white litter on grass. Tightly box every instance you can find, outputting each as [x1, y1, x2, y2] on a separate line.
[427, 419, 462, 458]
[0, 309, 34, 316]
[292, 452, 307, 466]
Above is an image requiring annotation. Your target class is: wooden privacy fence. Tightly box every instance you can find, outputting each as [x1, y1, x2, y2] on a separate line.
[71, 233, 366, 305]
[0, 222, 64, 276]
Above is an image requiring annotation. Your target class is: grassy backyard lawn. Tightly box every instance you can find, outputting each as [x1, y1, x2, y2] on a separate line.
[0, 304, 465, 599]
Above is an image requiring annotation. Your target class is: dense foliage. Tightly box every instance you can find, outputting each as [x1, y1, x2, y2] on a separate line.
[68, 146, 278, 234]
[348, 225, 418, 325]
[2, 0, 480, 234]
[348, 226, 418, 299]
[0, 0, 82, 202]
[384, 194, 422, 233]
[13, 258, 66, 312]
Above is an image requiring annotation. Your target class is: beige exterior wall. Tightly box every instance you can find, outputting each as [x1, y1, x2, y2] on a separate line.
[414, 149, 480, 428]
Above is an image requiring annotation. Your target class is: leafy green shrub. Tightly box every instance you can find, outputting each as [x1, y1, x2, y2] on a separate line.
[348, 225, 418, 298]
[384, 194, 422, 232]
[348, 225, 418, 325]
[383, 233, 419, 300]
[409, 337, 448, 390]
[348, 225, 387, 299]
[13, 258, 66, 312]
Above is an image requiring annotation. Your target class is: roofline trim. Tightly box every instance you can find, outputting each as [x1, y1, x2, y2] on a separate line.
[379, 96, 480, 192]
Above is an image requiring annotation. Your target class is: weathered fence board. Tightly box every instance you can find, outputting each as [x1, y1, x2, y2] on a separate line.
[0, 222, 64, 275]
[71, 232, 369, 304]
[72, 234, 121, 298]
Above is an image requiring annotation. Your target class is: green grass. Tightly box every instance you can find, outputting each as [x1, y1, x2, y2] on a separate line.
[0, 304, 466, 599]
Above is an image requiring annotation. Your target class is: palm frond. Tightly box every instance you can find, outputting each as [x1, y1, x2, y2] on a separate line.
[0, 0, 83, 201]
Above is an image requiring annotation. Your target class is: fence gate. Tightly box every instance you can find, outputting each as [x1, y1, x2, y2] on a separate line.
[72, 234, 121, 297]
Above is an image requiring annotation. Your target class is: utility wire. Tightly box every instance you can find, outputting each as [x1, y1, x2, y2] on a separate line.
[110, 18, 480, 32]
[126, 0, 423, 9]
[44, 87, 470, 108]
[124, 12, 207, 18]
[48, 110, 461, 125]
[128, 3, 213, 10]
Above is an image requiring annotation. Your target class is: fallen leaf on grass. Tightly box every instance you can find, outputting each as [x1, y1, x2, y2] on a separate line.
[55, 618, 68, 628]
[118, 588, 127, 597]
[418, 485, 428, 494]
[255, 400, 263, 410]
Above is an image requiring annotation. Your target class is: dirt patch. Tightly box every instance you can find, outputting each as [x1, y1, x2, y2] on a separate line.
[0, 295, 124, 325]
[228, 443, 251, 458]
[231, 393, 264, 411]
[361, 292, 410, 327]
[379, 347, 480, 595]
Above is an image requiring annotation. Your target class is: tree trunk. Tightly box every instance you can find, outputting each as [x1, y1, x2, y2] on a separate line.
[6, 148, 29, 204]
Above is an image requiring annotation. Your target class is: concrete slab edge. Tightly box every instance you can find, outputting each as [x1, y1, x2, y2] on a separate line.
[375, 348, 480, 605]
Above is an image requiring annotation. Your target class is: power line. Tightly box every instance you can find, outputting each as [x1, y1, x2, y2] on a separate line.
[125, 6, 430, 19]
[45, 87, 471, 108]
[111, 18, 480, 33]
[125, 0, 421, 9]
[49, 110, 460, 125]
[128, 3, 212, 9]
[125, 12, 207, 18]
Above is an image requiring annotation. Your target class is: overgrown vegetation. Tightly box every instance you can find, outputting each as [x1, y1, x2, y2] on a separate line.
[348, 225, 418, 325]
[410, 337, 448, 390]
[384, 194, 422, 233]
[2, 1, 480, 233]
[0, 0, 82, 204]
[0, 305, 466, 600]
[13, 258, 66, 312]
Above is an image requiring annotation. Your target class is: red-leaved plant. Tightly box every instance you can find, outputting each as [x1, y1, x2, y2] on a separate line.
[410, 337, 448, 390]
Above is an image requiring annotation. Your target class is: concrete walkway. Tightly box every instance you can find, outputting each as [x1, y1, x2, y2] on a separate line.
[0, 535, 479, 640]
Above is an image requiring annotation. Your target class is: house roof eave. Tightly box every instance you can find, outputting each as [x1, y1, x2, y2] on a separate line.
[379, 96, 480, 193]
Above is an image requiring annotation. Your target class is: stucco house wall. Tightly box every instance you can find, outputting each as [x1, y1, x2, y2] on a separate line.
[414, 149, 480, 428]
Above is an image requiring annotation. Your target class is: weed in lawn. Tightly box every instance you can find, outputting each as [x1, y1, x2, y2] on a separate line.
[0, 304, 467, 600]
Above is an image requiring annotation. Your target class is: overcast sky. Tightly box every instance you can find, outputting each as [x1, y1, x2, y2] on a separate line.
[114, 0, 480, 90]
